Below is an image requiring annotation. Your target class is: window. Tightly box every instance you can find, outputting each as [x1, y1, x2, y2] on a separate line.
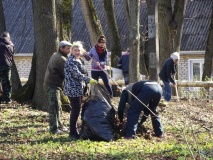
[188, 59, 204, 81]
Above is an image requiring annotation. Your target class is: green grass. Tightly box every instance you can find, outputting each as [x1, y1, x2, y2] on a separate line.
[0, 99, 212, 160]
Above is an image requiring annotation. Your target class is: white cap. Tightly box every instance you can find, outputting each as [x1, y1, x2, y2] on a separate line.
[59, 40, 71, 47]
[170, 52, 180, 60]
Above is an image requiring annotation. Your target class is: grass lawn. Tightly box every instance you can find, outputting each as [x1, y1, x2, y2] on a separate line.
[0, 98, 212, 160]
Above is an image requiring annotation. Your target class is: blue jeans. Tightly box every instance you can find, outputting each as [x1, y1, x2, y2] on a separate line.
[126, 84, 163, 138]
[163, 81, 172, 101]
[91, 71, 113, 96]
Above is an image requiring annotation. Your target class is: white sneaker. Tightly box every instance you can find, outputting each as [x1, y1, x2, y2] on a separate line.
[54, 129, 63, 134]
[60, 126, 68, 132]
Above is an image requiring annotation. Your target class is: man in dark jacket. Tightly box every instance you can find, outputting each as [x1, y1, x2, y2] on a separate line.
[117, 49, 129, 85]
[118, 80, 163, 139]
[0, 31, 14, 104]
[44, 40, 71, 134]
[159, 52, 180, 101]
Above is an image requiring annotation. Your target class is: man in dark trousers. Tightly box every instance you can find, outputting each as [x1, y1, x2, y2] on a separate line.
[159, 52, 179, 102]
[118, 80, 163, 139]
[44, 40, 71, 134]
[0, 31, 14, 104]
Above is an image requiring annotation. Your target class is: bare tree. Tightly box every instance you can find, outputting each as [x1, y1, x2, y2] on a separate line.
[202, 3, 213, 81]
[80, 0, 103, 46]
[0, 0, 22, 95]
[158, 0, 187, 67]
[123, 0, 141, 83]
[55, 0, 74, 41]
[32, 0, 58, 110]
[103, 0, 121, 67]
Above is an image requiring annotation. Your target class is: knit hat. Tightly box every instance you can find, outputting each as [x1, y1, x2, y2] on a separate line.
[59, 40, 72, 47]
[170, 52, 180, 60]
[97, 35, 106, 43]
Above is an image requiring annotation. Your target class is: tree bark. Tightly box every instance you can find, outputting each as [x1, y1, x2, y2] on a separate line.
[0, 0, 22, 95]
[103, 0, 121, 67]
[202, 3, 213, 81]
[80, 0, 103, 46]
[147, 0, 159, 81]
[158, 0, 187, 68]
[32, 0, 58, 110]
[125, 0, 141, 83]
[55, 0, 73, 41]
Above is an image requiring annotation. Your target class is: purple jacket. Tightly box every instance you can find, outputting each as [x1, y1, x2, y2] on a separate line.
[84, 47, 108, 71]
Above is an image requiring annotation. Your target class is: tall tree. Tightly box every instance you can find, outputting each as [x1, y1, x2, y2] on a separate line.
[80, 0, 103, 46]
[202, 3, 213, 81]
[55, 0, 74, 41]
[103, 0, 121, 67]
[124, 0, 141, 83]
[158, 0, 187, 67]
[146, 0, 159, 81]
[32, 0, 58, 110]
[0, 0, 22, 94]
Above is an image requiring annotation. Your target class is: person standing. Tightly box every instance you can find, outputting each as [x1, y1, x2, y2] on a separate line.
[0, 31, 14, 104]
[159, 52, 180, 102]
[84, 35, 113, 96]
[44, 40, 71, 134]
[118, 80, 163, 139]
[117, 48, 129, 85]
[64, 41, 96, 140]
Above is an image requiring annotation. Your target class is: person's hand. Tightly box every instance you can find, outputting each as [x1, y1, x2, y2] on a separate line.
[89, 78, 97, 84]
[96, 62, 100, 66]
[82, 51, 87, 56]
[173, 83, 177, 87]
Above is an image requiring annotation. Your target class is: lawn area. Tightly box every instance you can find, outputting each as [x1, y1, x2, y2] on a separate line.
[0, 98, 212, 160]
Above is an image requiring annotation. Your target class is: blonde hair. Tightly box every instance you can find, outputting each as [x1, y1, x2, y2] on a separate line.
[71, 41, 85, 52]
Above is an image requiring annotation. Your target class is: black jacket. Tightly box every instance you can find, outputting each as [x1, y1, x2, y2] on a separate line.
[117, 53, 129, 73]
[159, 58, 176, 84]
[0, 37, 14, 67]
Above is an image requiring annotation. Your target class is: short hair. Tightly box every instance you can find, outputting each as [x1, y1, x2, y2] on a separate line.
[1, 31, 10, 38]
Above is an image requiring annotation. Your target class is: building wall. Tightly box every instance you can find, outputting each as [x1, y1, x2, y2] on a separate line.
[14, 56, 32, 78]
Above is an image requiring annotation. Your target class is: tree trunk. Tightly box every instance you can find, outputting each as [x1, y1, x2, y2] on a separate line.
[55, 0, 73, 41]
[32, 0, 58, 110]
[125, 0, 141, 83]
[103, 0, 121, 67]
[202, 3, 213, 81]
[0, 0, 22, 95]
[80, 0, 103, 46]
[147, 0, 159, 81]
[158, 0, 186, 68]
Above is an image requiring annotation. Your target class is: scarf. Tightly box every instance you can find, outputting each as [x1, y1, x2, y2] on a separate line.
[95, 44, 107, 61]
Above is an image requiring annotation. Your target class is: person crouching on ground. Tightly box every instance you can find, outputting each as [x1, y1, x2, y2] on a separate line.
[44, 41, 71, 134]
[83, 35, 113, 96]
[118, 80, 163, 139]
[159, 52, 180, 102]
[64, 41, 97, 140]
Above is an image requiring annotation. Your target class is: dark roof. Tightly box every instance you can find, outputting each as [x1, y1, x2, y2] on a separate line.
[2, 0, 212, 53]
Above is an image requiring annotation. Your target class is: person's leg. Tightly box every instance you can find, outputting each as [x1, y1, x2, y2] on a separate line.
[99, 71, 113, 96]
[91, 71, 100, 81]
[69, 96, 82, 136]
[149, 84, 163, 136]
[56, 89, 64, 128]
[46, 87, 59, 133]
[123, 72, 129, 85]
[126, 86, 151, 138]
[163, 81, 172, 101]
[1, 67, 11, 102]
[139, 107, 150, 125]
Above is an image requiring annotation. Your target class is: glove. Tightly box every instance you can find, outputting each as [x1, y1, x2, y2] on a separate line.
[89, 78, 97, 84]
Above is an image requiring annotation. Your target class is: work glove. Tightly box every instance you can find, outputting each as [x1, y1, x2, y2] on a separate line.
[89, 78, 97, 84]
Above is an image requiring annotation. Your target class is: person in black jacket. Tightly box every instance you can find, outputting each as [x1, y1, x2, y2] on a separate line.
[159, 52, 180, 101]
[0, 31, 14, 104]
[118, 80, 163, 139]
[117, 48, 129, 85]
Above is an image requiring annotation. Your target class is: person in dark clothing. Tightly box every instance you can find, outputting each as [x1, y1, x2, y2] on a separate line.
[64, 41, 97, 140]
[118, 80, 163, 139]
[117, 48, 129, 85]
[84, 35, 113, 96]
[159, 52, 180, 101]
[0, 31, 14, 104]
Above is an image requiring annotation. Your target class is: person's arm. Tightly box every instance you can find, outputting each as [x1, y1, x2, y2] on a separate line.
[166, 62, 175, 84]
[118, 90, 128, 122]
[117, 56, 122, 69]
[84, 50, 92, 61]
[56, 57, 66, 79]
